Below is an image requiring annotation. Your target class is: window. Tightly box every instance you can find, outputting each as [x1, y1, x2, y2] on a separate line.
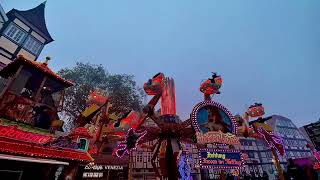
[23, 36, 43, 55]
[78, 138, 88, 151]
[248, 152, 254, 158]
[4, 24, 27, 44]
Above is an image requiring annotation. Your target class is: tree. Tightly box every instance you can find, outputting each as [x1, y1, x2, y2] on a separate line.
[58, 62, 145, 131]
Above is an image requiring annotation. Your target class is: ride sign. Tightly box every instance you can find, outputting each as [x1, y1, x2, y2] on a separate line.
[199, 149, 245, 169]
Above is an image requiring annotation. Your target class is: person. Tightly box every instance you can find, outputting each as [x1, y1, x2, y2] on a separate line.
[286, 158, 299, 180]
[220, 170, 226, 180]
[303, 165, 317, 180]
[262, 171, 269, 180]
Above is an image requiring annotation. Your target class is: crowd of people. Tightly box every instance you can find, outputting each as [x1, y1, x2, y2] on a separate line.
[284, 158, 318, 180]
[218, 170, 269, 180]
[216, 158, 319, 180]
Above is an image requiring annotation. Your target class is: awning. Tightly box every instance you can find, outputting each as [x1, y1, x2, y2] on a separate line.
[0, 154, 69, 165]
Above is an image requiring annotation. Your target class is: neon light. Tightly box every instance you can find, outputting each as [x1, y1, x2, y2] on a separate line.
[178, 154, 193, 180]
[191, 101, 237, 134]
[196, 131, 240, 145]
[115, 128, 147, 158]
[0, 125, 52, 144]
[160, 78, 176, 115]
[314, 162, 320, 170]
[257, 127, 285, 156]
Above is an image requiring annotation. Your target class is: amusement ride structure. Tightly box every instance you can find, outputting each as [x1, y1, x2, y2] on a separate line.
[114, 72, 245, 179]
[113, 72, 287, 180]
[236, 103, 286, 180]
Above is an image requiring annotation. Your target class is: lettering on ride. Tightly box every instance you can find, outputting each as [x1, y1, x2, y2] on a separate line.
[200, 150, 243, 169]
[0, 125, 52, 144]
[196, 131, 240, 145]
[202, 158, 242, 166]
[207, 152, 226, 159]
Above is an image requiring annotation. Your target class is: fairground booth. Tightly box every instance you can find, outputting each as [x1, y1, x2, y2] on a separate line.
[0, 55, 93, 180]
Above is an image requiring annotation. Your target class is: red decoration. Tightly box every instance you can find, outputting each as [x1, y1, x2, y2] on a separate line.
[117, 111, 140, 129]
[70, 127, 92, 138]
[196, 131, 240, 145]
[200, 73, 222, 95]
[87, 91, 108, 106]
[143, 73, 164, 95]
[247, 103, 265, 118]
[0, 125, 53, 144]
[160, 78, 176, 115]
[0, 138, 93, 162]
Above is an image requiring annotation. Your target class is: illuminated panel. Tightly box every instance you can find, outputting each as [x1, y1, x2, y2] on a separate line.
[115, 128, 147, 158]
[198, 149, 245, 170]
[0, 125, 53, 144]
[191, 101, 237, 134]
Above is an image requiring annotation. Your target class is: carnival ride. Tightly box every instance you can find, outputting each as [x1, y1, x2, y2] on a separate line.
[113, 72, 248, 179]
[114, 73, 196, 179]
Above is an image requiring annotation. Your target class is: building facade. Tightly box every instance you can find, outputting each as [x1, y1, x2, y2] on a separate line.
[129, 115, 313, 180]
[237, 137, 276, 178]
[267, 115, 313, 165]
[302, 120, 320, 150]
[0, 2, 53, 68]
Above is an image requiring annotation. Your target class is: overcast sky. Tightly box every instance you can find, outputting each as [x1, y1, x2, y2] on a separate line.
[2, 0, 320, 127]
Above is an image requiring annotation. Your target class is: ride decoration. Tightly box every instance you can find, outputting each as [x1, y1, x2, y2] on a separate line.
[199, 149, 245, 169]
[115, 128, 147, 158]
[200, 73, 222, 97]
[246, 103, 284, 156]
[192, 73, 246, 171]
[238, 103, 285, 180]
[191, 100, 240, 146]
[178, 151, 194, 180]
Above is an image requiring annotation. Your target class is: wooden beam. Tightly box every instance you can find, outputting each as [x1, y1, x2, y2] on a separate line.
[34, 76, 47, 103]
[0, 65, 23, 98]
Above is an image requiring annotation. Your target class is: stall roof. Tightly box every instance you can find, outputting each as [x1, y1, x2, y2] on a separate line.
[0, 55, 73, 87]
[0, 154, 69, 165]
[0, 138, 93, 162]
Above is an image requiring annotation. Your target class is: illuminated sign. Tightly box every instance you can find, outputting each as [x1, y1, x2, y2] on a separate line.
[0, 125, 52, 144]
[196, 132, 240, 145]
[199, 149, 244, 169]
[191, 101, 239, 145]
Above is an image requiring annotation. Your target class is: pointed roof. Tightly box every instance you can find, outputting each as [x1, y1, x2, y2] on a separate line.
[7, 2, 53, 44]
[0, 3, 8, 23]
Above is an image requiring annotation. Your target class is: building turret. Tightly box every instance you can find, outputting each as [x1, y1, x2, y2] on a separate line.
[0, 2, 53, 67]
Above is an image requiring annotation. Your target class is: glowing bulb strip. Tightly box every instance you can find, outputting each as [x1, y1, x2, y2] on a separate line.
[191, 101, 237, 135]
[115, 128, 147, 158]
[198, 148, 245, 170]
